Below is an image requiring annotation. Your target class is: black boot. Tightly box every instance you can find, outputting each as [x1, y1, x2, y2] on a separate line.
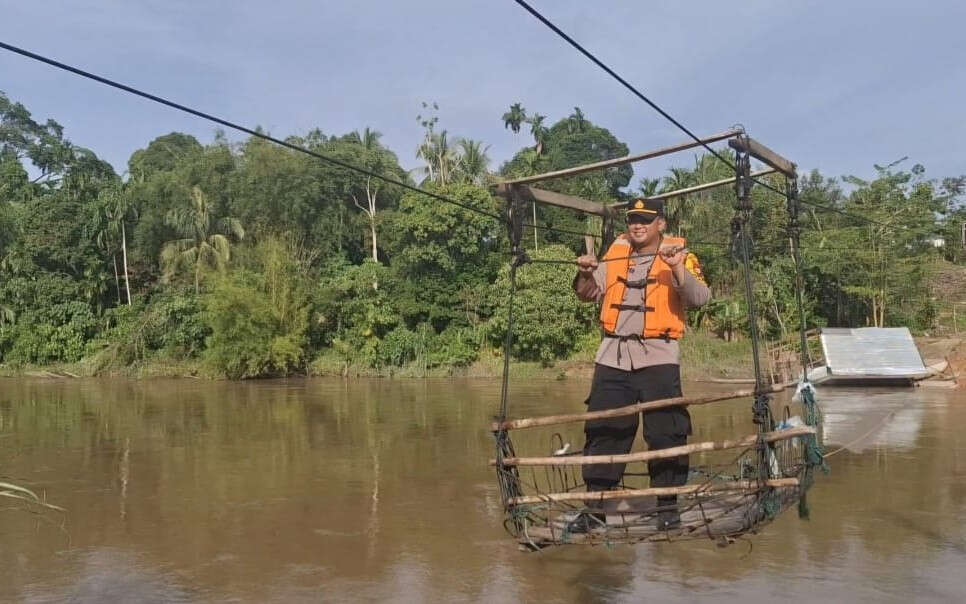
[655, 495, 680, 529]
[656, 509, 681, 530]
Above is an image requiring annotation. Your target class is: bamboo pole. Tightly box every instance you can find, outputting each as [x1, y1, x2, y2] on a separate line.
[491, 382, 793, 432]
[506, 478, 800, 506]
[499, 129, 741, 186]
[611, 169, 776, 209]
[491, 426, 814, 467]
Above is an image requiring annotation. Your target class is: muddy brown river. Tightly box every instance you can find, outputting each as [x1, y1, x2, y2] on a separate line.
[1, 377, 964, 602]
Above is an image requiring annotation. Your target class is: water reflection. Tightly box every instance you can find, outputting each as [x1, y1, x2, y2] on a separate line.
[820, 387, 929, 452]
[0, 378, 964, 602]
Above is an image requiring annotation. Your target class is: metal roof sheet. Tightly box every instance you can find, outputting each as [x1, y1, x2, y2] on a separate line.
[819, 327, 927, 378]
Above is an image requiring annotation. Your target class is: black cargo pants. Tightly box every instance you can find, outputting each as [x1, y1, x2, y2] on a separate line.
[582, 363, 691, 507]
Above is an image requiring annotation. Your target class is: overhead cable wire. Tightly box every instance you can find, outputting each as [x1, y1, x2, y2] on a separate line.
[0, 40, 502, 222]
[510, 0, 904, 233]
[1, 38, 896, 234]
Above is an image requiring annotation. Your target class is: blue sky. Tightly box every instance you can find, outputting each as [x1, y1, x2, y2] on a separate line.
[1, 0, 964, 188]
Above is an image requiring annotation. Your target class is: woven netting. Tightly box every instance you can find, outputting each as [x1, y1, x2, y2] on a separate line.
[495, 384, 825, 550]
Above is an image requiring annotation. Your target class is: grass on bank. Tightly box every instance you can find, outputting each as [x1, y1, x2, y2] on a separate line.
[307, 327, 754, 380]
[1, 328, 755, 381]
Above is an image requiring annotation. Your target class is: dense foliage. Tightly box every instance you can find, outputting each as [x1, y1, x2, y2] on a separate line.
[1, 92, 963, 377]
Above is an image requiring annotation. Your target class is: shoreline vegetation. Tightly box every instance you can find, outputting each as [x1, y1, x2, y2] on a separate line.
[0, 331, 966, 383]
[5, 333, 963, 383]
[1, 94, 964, 382]
[0, 328, 755, 381]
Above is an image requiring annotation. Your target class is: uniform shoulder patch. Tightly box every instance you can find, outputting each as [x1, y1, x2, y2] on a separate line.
[684, 252, 706, 285]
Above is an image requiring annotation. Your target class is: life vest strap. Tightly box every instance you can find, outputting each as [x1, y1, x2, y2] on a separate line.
[602, 331, 676, 363]
[603, 331, 677, 343]
[616, 275, 657, 289]
[609, 304, 655, 312]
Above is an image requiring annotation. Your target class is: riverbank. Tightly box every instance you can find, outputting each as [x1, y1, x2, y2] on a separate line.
[0, 329, 758, 381]
[7, 332, 960, 383]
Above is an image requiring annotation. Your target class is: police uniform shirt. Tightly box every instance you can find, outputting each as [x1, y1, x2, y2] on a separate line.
[574, 249, 710, 371]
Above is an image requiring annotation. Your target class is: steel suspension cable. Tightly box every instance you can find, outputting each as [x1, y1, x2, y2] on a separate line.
[510, 0, 905, 233]
[786, 179, 813, 378]
[0, 40, 502, 222]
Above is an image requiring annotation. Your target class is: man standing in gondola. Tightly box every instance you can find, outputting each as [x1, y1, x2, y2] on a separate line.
[571, 198, 710, 531]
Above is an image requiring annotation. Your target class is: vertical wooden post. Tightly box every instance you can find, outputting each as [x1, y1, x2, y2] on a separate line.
[533, 201, 539, 250]
[602, 208, 615, 251]
[733, 139, 772, 440]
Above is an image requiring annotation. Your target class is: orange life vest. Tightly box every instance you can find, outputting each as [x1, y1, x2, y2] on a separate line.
[599, 235, 695, 340]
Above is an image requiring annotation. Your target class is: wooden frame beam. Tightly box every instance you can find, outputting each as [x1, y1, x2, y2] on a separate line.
[493, 183, 615, 218]
[491, 382, 793, 432]
[506, 478, 800, 506]
[728, 136, 797, 178]
[499, 129, 741, 186]
[492, 426, 814, 467]
[611, 169, 777, 209]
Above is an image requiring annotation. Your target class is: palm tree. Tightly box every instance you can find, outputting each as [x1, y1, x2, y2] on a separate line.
[349, 127, 383, 151]
[502, 103, 527, 133]
[527, 113, 549, 155]
[113, 190, 136, 306]
[415, 130, 459, 186]
[518, 149, 542, 175]
[94, 196, 122, 305]
[567, 106, 587, 134]
[455, 138, 491, 185]
[95, 186, 136, 305]
[638, 177, 660, 197]
[510, 148, 544, 248]
[661, 167, 696, 235]
[161, 186, 245, 294]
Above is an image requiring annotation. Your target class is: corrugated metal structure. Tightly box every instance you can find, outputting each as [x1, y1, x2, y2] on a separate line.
[807, 327, 928, 384]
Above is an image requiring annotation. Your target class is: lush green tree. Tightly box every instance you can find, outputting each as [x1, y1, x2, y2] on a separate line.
[0, 91, 75, 187]
[386, 182, 501, 330]
[204, 237, 311, 378]
[1, 90, 963, 375]
[127, 132, 203, 180]
[454, 138, 491, 186]
[502, 108, 632, 199]
[88, 291, 209, 369]
[126, 138, 235, 286]
[937, 175, 965, 263]
[485, 244, 596, 363]
[161, 186, 245, 294]
[314, 258, 401, 367]
[501, 108, 632, 250]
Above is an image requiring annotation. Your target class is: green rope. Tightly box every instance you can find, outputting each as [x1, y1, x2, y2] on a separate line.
[799, 382, 828, 472]
[796, 381, 829, 519]
[760, 488, 783, 520]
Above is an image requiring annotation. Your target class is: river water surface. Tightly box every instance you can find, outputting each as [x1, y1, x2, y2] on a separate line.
[1, 377, 964, 602]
